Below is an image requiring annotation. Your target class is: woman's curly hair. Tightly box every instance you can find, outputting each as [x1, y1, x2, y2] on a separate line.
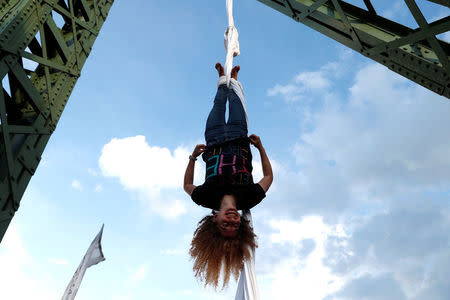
[189, 212, 257, 290]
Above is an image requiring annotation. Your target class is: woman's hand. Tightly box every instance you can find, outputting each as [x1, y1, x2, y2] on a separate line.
[250, 134, 273, 193]
[192, 144, 207, 158]
[185, 144, 206, 196]
[249, 134, 262, 150]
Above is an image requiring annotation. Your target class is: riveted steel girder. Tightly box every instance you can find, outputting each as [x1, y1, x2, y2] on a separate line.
[0, 0, 114, 243]
[257, 0, 450, 99]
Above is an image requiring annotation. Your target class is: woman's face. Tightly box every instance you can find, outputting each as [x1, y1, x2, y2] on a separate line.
[213, 194, 241, 238]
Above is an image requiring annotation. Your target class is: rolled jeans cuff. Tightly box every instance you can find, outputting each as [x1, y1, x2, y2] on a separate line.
[217, 76, 245, 101]
[217, 76, 248, 128]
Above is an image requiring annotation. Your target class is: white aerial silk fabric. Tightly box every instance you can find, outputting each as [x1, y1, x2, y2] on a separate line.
[62, 225, 106, 300]
[224, 0, 240, 87]
[224, 2, 259, 298]
[235, 210, 260, 300]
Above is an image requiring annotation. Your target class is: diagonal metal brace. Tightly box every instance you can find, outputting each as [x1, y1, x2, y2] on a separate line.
[295, 0, 329, 23]
[404, 0, 450, 72]
[331, 0, 363, 50]
[283, 0, 298, 19]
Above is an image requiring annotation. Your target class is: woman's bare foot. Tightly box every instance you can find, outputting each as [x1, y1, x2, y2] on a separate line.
[231, 65, 240, 80]
[215, 63, 225, 77]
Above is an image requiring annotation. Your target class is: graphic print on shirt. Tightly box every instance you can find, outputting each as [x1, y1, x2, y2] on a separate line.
[205, 143, 252, 185]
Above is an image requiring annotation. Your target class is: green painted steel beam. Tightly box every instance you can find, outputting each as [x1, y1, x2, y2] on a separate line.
[0, 0, 114, 243]
[257, 0, 450, 99]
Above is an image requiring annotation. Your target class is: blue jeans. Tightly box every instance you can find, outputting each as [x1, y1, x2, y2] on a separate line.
[205, 77, 248, 146]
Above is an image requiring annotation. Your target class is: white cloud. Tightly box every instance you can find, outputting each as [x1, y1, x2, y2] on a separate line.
[0, 226, 59, 299]
[258, 216, 345, 300]
[323, 199, 450, 299]
[149, 198, 187, 219]
[264, 62, 450, 220]
[129, 264, 148, 283]
[259, 58, 450, 299]
[294, 69, 331, 90]
[295, 64, 450, 198]
[267, 54, 350, 103]
[267, 68, 331, 102]
[71, 179, 83, 190]
[267, 83, 302, 102]
[88, 168, 98, 176]
[95, 184, 103, 192]
[99, 135, 203, 219]
[99, 136, 190, 190]
[270, 216, 332, 244]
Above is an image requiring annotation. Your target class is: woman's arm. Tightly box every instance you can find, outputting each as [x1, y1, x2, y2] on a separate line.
[183, 144, 206, 196]
[249, 134, 273, 193]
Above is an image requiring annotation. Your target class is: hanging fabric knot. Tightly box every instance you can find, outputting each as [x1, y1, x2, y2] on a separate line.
[224, 26, 240, 57]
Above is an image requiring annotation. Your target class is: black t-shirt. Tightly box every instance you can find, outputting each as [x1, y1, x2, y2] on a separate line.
[191, 137, 266, 210]
[191, 182, 266, 210]
[202, 137, 254, 185]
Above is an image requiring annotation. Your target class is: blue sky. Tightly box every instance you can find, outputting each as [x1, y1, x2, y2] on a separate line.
[1, 0, 449, 299]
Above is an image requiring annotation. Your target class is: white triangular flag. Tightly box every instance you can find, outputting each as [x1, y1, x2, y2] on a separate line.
[235, 210, 260, 300]
[62, 225, 105, 300]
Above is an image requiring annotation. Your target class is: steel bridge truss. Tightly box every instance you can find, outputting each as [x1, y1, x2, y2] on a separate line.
[257, 0, 450, 99]
[0, 0, 114, 242]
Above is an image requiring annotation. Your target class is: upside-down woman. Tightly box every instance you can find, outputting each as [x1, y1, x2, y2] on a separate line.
[183, 63, 273, 289]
